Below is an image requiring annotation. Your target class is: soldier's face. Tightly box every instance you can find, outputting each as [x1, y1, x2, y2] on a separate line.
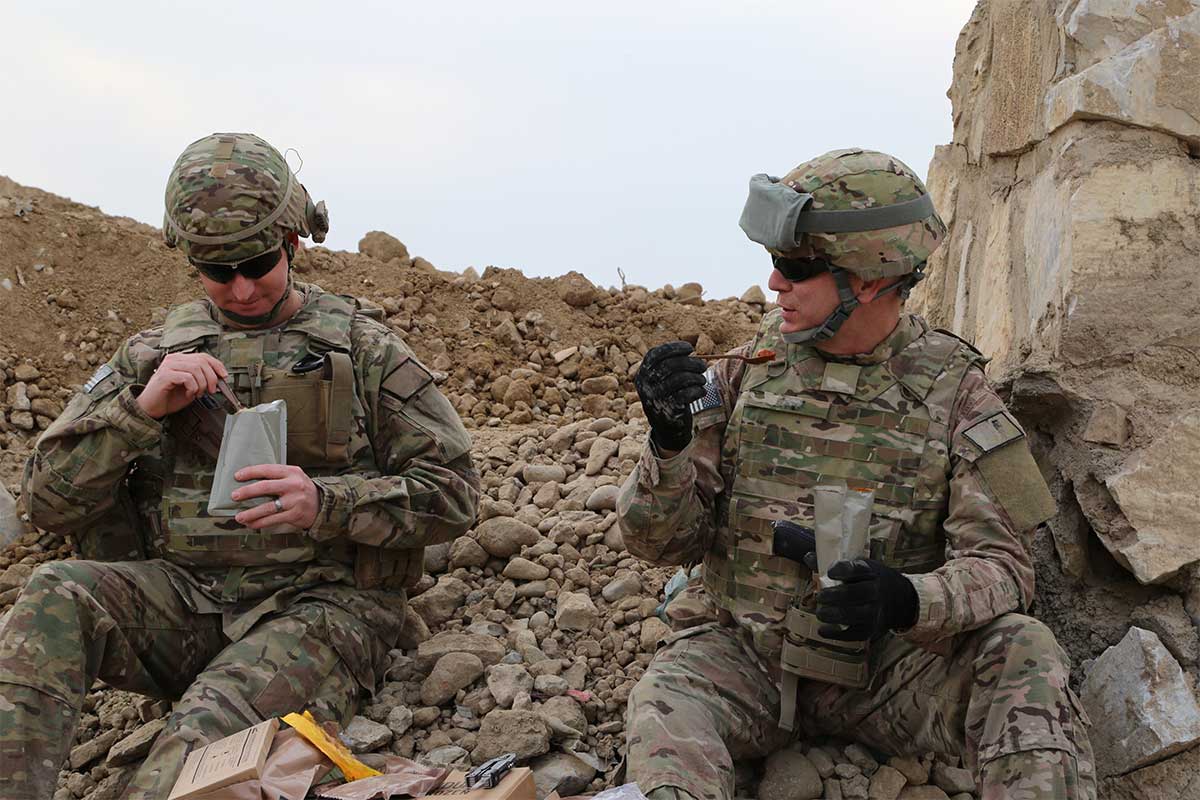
[768, 267, 854, 334]
[199, 249, 290, 320]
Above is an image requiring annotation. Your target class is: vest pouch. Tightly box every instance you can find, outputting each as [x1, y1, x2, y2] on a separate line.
[781, 604, 869, 690]
[259, 352, 354, 469]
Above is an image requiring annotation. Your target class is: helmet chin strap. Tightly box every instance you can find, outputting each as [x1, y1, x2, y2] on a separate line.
[779, 264, 925, 345]
[780, 267, 861, 345]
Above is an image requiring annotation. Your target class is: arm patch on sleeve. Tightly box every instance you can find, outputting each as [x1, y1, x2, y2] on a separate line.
[84, 364, 116, 394]
[963, 410, 1024, 453]
[689, 370, 723, 413]
[381, 358, 434, 403]
[976, 440, 1057, 531]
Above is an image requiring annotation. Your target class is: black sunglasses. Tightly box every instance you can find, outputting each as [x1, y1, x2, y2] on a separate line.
[771, 255, 834, 283]
[192, 248, 283, 284]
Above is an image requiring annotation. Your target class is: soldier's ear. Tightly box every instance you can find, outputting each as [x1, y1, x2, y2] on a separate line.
[856, 277, 895, 305]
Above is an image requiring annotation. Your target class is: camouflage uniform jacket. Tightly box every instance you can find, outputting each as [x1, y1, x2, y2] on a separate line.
[23, 283, 480, 649]
[618, 313, 1049, 659]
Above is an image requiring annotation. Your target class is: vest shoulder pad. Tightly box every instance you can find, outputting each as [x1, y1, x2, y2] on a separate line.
[931, 327, 988, 364]
[161, 300, 220, 351]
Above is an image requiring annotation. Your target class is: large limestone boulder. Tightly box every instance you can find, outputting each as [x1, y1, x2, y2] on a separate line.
[1104, 410, 1200, 583]
[1080, 627, 1200, 777]
[913, 0, 1200, 592]
[357, 230, 410, 263]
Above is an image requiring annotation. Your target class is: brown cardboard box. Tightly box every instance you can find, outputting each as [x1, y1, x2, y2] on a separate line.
[427, 767, 535, 800]
[167, 718, 279, 800]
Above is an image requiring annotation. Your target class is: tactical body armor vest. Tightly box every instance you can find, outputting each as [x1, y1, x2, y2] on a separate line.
[702, 312, 984, 642]
[146, 291, 418, 590]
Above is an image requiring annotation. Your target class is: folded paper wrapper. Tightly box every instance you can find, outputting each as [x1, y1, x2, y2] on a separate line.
[207, 399, 288, 517]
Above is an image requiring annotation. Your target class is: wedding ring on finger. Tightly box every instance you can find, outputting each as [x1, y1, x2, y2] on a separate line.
[273, 498, 284, 513]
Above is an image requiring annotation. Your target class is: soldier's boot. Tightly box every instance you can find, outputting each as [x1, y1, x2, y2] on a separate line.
[625, 623, 790, 800]
[0, 561, 222, 800]
[966, 614, 1096, 800]
[120, 601, 367, 799]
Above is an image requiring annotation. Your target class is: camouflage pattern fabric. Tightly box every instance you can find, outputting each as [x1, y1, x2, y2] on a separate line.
[162, 132, 328, 264]
[625, 614, 1095, 800]
[6, 282, 479, 798]
[24, 282, 479, 643]
[771, 148, 947, 279]
[0, 559, 368, 800]
[618, 312, 1092, 798]
[699, 313, 987, 661]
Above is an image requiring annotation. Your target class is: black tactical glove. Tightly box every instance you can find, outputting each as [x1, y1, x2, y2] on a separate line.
[812, 557, 919, 642]
[634, 341, 707, 452]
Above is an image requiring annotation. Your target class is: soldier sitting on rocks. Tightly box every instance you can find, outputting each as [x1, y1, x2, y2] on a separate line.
[0, 133, 480, 800]
[617, 149, 1095, 800]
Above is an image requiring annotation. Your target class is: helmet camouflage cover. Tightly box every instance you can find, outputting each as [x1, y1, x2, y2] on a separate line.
[754, 148, 946, 280]
[162, 132, 329, 265]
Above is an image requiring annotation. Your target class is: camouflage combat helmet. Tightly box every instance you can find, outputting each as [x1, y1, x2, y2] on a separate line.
[162, 132, 329, 265]
[738, 148, 946, 343]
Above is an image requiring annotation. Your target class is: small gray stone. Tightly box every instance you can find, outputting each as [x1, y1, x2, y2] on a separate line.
[386, 706, 414, 737]
[421, 652, 485, 706]
[586, 438, 619, 476]
[539, 695, 587, 737]
[534, 674, 568, 697]
[473, 709, 550, 762]
[808, 745, 837, 778]
[523, 464, 568, 484]
[449, 537, 489, 569]
[416, 632, 506, 673]
[476, 517, 541, 558]
[409, 576, 469, 628]
[342, 716, 393, 753]
[531, 751, 597, 798]
[487, 664, 534, 708]
[503, 557, 551, 581]
[845, 743, 879, 775]
[69, 729, 121, 769]
[105, 718, 166, 767]
[868, 764, 908, 800]
[842, 773, 870, 800]
[887, 756, 929, 786]
[556, 591, 599, 631]
[585, 485, 620, 512]
[930, 763, 973, 795]
[601, 571, 642, 602]
[423, 745, 471, 769]
[759, 745, 823, 800]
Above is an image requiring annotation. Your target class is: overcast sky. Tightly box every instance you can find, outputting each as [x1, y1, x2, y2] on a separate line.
[3, 1, 976, 299]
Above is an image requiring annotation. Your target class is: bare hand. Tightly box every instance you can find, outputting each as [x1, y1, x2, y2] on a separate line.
[137, 353, 229, 419]
[231, 463, 321, 531]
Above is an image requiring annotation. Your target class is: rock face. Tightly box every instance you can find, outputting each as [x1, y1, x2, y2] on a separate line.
[914, 0, 1200, 590]
[1080, 627, 1200, 777]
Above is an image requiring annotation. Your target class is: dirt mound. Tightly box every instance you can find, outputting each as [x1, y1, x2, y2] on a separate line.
[0, 174, 765, 491]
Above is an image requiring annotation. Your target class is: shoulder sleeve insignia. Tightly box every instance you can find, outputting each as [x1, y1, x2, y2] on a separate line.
[963, 409, 1024, 453]
[689, 368, 723, 414]
[381, 357, 434, 403]
[83, 364, 115, 394]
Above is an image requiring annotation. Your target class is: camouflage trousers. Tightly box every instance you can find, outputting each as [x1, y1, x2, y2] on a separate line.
[626, 614, 1096, 800]
[0, 559, 386, 800]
